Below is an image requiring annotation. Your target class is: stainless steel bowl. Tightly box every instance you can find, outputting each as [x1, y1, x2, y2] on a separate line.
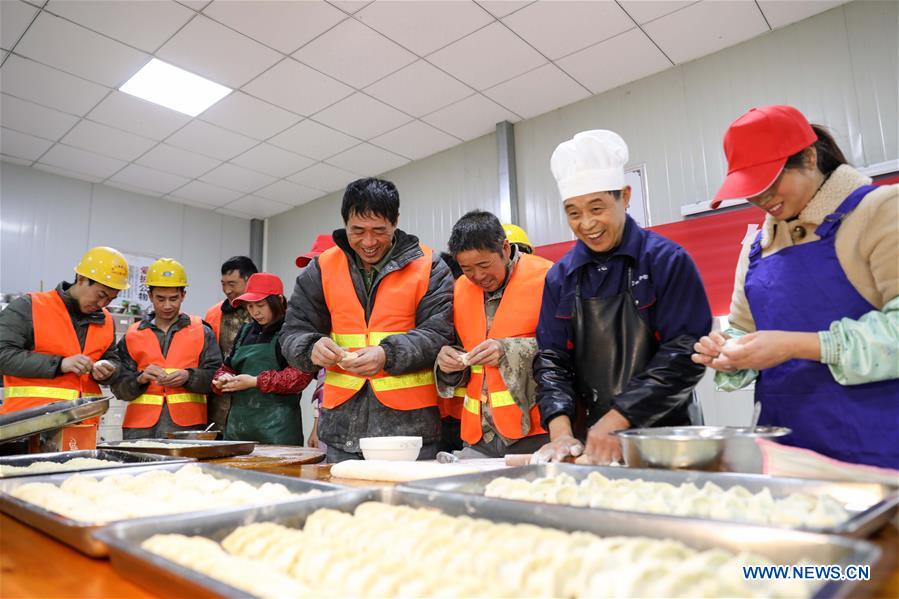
[613, 426, 792, 470]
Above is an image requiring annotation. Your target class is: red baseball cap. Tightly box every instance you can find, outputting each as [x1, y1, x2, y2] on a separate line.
[231, 273, 283, 307]
[712, 105, 817, 208]
[295, 234, 336, 267]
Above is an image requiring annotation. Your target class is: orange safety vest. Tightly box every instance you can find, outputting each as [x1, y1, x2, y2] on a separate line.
[1, 290, 112, 415]
[454, 254, 552, 445]
[122, 315, 208, 428]
[438, 387, 465, 420]
[204, 303, 223, 342]
[319, 245, 439, 411]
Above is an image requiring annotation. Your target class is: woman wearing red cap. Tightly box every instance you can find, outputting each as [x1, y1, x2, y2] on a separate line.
[693, 105, 898, 469]
[212, 273, 313, 445]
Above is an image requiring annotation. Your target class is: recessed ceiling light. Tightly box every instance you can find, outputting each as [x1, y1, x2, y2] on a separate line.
[119, 58, 231, 117]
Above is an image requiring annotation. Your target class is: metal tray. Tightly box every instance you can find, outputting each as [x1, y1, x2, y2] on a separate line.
[95, 486, 880, 599]
[0, 462, 343, 557]
[97, 439, 255, 459]
[0, 449, 192, 478]
[401, 463, 899, 538]
[0, 397, 109, 443]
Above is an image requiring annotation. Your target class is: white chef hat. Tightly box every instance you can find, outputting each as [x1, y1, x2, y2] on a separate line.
[551, 130, 629, 201]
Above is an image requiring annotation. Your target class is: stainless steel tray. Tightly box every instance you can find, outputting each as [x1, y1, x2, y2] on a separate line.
[0, 449, 192, 478]
[0, 397, 109, 443]
[97, 439, 255, 459]
[0, 462, 343, 557]
[95, 486, 880, 599]
[401, 463, 899, 538]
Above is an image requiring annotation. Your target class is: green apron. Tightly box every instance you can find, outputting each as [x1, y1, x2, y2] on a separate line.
[223, 329, 303, 445]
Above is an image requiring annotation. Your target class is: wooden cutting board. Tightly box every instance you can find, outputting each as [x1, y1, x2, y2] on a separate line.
[207, 445, 325, 475]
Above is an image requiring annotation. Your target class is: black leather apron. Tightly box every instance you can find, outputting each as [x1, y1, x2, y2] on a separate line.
[573, 266, 655, 431]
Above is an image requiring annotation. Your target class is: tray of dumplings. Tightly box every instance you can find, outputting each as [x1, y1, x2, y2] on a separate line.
[97, 439, 256, 459]
[400, 464, 899, 538]
[0, 449, 192, 478]
[93, 486, 879, 598]
[0, 462, 344, 557]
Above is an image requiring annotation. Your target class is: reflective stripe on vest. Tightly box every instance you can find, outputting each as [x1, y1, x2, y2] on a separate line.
[319, 245, 440, 411]
[1, 290, 112, 416]
[454, 253, 552, 444]
[122, 315, 207, 429]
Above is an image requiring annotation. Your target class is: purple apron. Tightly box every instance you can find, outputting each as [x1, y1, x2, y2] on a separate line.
[745, 185, 899, 469]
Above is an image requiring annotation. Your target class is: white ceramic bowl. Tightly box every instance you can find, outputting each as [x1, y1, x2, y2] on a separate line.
[359, 436, 422, 461]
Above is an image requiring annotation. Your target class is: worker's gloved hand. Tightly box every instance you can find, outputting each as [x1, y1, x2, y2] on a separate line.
[530, 434, 584, 464]
[340, 346, 386, 377]
[137, 364, 166, 385]
[466, 339, 505, 367]
[61, 354, 94, 375]
[158, 369, 189, 387]
[91, 359, 117, 381]
[311, 336, 344, 368]
[436, 345, 466, 373]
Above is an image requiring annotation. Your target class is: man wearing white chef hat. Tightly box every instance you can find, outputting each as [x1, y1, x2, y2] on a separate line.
[532, 130, 712, 464]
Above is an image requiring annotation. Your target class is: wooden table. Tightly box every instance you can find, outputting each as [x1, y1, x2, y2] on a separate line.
[1, 458, 897, 598]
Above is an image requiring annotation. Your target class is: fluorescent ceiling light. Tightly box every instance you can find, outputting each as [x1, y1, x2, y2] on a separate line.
[120, 58, 231, 117]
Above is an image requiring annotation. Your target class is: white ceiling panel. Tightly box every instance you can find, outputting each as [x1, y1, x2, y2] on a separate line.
[557, 28, 671, 95]
[0, 55, 109, 115]
[253, 179, 323, 206]
[103, 180, 163, 197]
[422, 93, 517, 140]
[203, 0, 346, 54]
[136, 143, 220, 178]
[242, 58, 353, 117]
[223, 195, 293, 218]
[87, 91, 191, 140]
[313, 93, 412, 139]
[269, 119, 359, 160]
[177, 1, 212, 12]
[0, 126, 53, 161]
[156, 15, 281, 88]
[168, 180, 243, 206]
[15, 12, 149, 87]
[364, 60, 473, 117]
[293, 18, 416, 88]
[357, 0, 493, 56]
[502, 1, 633, 60]
[33, 161, 104, 183]
[288, 162, 358, 192]
[166, 120, 257, 161]
[38, 143, 128, 179]
[108, 163, 191, 195]
[200, 91, 301, 140]
[427, 22, 546, 90]
[230, 143, 315, 178]
[643, 0, 769, 65]
[328, 1, 374, 15]
[757, 1, 846, 29]
[326, 142, 409, 176]
[1, 0, 38, 50]
[475, 1, 533, 19]
[370, 120, 460, 160]
[484, 63, 589, 119]
[618, 1, 697, 25]
[0, 93, 79, 140]
[1, 155, 36, 167]
[46, 0, 195, 53]
[200, 162, 277, 193]
[60, 119, 156, 161]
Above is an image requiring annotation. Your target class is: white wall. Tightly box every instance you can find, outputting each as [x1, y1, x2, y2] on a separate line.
[1, 162, 250, 315]
[516, 0, 899, 244]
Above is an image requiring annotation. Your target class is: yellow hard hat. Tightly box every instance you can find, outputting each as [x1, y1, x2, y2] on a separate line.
[502, 223, 533, 251]
[146, 258, 188, 287]
[74, 246, 130, 290]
